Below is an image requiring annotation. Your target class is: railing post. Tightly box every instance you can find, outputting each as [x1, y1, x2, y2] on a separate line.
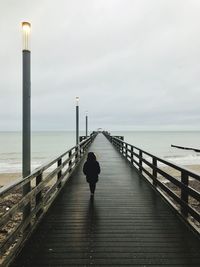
[181, 171, 189, 217]
[131, 146, 134, 165]
[122, 143, 124, 156]
[152, 157, 157, 187]
[114, 139, 117, 149]
[125, 144, 128, 159]
[36, 173, 43, 218]
[23, 182, 31, 231]
[120, 140, 123, 154]
[80, 142, 83, 157]
[57, 158, 62, 188]
[69, 150, 72, 173]
[116, 140, 119, 151]
[75, 145, 79, 163]
[82, 140, 86, 155]
[139, 150, 143, 173]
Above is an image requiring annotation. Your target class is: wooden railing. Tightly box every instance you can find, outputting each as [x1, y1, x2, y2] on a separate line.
[104, 132, 200, 233]
[0, 133, 97, 266]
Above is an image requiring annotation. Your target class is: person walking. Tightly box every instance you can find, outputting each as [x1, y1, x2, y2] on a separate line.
[83, 152, 101, 198]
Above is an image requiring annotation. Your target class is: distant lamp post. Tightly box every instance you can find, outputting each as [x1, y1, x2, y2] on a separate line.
[76, 97, 79, 145]
[85, 111, 88, 137]
[22, 21, 31, 223]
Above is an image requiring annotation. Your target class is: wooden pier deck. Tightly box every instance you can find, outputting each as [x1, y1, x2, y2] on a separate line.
[11, 134, 200, 266]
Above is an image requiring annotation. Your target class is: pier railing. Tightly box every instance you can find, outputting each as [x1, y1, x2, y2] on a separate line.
[0, 133, 96, 266]
[104, 132, 200, 233]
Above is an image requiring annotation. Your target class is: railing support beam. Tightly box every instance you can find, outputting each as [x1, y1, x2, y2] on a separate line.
[36, 173, 43, 218]
[181, 171, 189, 217]
[57, 158, 62, 188]
[152, 157, 157, 187]
[139, 150, 143, 173]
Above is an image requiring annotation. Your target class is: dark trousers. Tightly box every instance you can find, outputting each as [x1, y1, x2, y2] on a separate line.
[89, 183, 96, 194]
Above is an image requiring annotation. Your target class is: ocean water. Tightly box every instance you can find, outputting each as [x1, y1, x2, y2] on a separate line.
[111, 131, 200, 166]
[0, 131, 85, 173]
[0, 131, 200, 173]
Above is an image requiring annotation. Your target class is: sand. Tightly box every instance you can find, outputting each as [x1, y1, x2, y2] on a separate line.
[0, 165, 200, 187]
[0, 164, 200, 188]
[184, 165, 200, 174]
[0, 173, 22, 188]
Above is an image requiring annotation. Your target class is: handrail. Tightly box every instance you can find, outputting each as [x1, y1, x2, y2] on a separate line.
[103, 131, 200, 233]
[0, 132, 97, 266]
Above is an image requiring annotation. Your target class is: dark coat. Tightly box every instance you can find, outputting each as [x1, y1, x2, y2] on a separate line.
[83, 160, 100, 183]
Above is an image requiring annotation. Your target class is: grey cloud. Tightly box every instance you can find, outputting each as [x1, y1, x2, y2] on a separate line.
[1, 0, 200, 131]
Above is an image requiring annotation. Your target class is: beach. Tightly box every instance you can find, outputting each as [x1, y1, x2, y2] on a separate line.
[0, 173, 22, 187]
[0, 164, 200, 188]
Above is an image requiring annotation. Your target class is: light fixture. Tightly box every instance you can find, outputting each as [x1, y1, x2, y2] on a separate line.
[22, 22, 31, 51]
[76, 96, 79, 106]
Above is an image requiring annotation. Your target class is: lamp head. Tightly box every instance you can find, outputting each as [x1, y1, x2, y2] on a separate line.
[76, 97, 79, 106]
[22, 22, 31, 51]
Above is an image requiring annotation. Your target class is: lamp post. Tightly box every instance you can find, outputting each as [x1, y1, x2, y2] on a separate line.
[76, 97, 79, 145]
[86, 111, 88, 137]
[22, 21, 31, 222]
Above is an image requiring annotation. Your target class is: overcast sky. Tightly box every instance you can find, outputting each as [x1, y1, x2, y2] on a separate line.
[1, 0, 200, 131]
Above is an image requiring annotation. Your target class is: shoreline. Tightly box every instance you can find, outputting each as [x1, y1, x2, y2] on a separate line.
[0, 164, 200, 188]
[0, 173, 22, 187]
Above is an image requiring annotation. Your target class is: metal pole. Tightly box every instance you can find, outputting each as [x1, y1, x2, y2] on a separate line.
[76, 104, 79, 145]
[86, 114, 88, 137]
[22, 21, 31, 226]
[22, 49, 31, 221]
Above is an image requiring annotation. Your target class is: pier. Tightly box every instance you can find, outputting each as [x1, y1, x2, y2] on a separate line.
[0, 133, 200, 266]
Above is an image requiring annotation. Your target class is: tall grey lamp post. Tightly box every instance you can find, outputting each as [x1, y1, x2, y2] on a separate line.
[76, 97, 79, 145]
[22, 21, 31, 222]
[86, 111, 88, 137]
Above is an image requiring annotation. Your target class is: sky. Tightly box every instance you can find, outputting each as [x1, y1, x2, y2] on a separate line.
[0, 0, 200, 131]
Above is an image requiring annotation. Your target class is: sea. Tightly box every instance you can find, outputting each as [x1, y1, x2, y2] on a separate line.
[0, 131, 200, 174]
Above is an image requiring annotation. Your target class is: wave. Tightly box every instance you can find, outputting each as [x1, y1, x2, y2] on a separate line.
[162, 154, 200, 166]
[142, 154, 200, 167]
[1, 153, 200, 173]
[0, 160, 49, 173]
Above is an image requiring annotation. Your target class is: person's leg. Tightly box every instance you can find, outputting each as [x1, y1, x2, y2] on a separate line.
[89, 183, 96, 194]
[92, 183, 96, 194]
[89, 183, 93, 194]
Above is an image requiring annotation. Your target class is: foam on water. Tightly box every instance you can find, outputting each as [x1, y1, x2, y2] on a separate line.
[0, 131, 81, 173]
[0, 131, 200, 173]
[164, 154, 200, 165]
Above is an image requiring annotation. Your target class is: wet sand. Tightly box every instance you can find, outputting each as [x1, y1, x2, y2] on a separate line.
[0, 164, 200, 188]
[0, 173, 22, 187]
